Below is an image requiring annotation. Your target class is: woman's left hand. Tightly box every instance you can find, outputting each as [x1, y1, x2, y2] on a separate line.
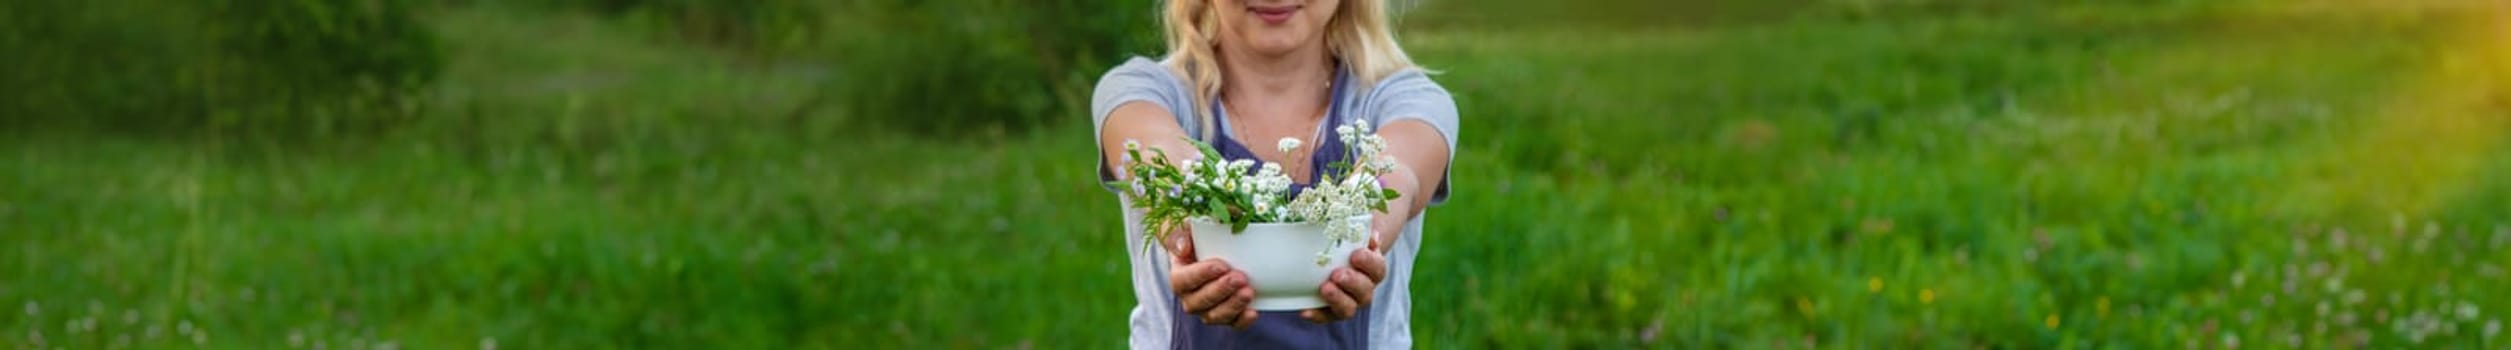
[1304, 157, 1421, 323]
[1303, 240, 1387, 323]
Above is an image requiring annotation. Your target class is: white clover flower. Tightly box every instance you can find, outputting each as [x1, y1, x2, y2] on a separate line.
[1278, 137, 1301, 153]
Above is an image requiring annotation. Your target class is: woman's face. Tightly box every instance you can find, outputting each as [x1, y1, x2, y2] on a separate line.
[1217, 0, 1340, 57]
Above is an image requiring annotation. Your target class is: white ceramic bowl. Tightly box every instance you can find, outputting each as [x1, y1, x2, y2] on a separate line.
[1188, 215, 1369, 310]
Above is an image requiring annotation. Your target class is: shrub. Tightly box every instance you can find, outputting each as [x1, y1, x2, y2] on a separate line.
[0, 0, 442, 136]
[832, 0, 1162, 136]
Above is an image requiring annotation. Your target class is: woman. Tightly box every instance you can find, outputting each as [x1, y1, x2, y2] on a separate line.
[1092, 0, 1456, 348]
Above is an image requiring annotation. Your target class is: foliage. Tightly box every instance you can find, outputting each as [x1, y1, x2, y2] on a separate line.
[474, 0, 828, 52]
[6, 0, 2511, 348]
[831, 0, 1161, 135]
[0, 0, 441, 135]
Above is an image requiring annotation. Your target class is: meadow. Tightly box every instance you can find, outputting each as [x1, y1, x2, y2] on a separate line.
[5, 0, 2510, 348]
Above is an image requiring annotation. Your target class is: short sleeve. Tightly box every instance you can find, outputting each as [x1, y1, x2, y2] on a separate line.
[1092, 57, 1192, 192]
[1363, 69, 1460, 205]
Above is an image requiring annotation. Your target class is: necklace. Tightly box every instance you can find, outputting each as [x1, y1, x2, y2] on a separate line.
[1220, 68, 1335, 180]
[1222, 100, 1329, 179]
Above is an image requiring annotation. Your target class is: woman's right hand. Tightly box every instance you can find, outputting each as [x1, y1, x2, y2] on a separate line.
[1168, 229, 1257, 329]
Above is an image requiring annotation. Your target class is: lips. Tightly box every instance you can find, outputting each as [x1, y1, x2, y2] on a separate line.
[1250, 5, 1299, 24]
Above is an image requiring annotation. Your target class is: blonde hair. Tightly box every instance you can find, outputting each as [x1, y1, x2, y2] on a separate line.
[1160, 0, 1420, 140]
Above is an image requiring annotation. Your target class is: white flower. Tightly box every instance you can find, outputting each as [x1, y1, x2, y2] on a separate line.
[1278, 137, 1301, 153]
[1336, 124, 1356, 136]
[1122, 139, 1141, 150]
[1230, 159, 1254, 172]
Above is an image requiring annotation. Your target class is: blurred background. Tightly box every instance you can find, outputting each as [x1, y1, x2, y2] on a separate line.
[4, 0, 2509, 347]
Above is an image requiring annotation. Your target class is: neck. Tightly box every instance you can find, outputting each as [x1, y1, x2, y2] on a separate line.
[1217, 44, 1334, 120]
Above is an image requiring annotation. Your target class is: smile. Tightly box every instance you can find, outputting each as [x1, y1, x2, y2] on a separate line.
[1250, 4, 1300, 24]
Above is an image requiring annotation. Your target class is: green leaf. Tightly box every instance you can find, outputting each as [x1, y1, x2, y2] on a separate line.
[1231, 219, 1248, 233]
[1207, 199, 1225, 220]
[1184, 136, 1224, 160]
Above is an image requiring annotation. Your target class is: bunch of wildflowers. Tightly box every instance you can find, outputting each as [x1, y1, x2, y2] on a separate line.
[1112, 120, 1402, 265]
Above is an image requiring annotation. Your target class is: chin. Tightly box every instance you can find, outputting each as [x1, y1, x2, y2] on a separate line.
[1246, 37, 1314, 55]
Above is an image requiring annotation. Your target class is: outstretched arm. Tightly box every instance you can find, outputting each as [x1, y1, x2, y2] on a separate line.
[1367, 119, 1453, 247]
[1100, 102, 1261, 329]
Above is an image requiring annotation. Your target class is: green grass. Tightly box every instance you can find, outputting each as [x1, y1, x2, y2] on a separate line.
[7, 1, 2511, 348]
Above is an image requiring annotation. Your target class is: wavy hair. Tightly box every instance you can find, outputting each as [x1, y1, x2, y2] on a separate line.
[1160, 0, 1420, 140]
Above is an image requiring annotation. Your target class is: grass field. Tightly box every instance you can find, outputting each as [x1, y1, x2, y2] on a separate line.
[6, 0, 2511, 348]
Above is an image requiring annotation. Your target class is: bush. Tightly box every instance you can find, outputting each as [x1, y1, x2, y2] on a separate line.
[480, 0, 828, 53]
[208, 0, 445, 133]
[0, 0, 442, 136]
[1804, 0, 2257, 21]
[833, 0, 1162, 136]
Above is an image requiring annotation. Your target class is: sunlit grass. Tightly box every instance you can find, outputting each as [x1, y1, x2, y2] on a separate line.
[3, 1, 2508, 348]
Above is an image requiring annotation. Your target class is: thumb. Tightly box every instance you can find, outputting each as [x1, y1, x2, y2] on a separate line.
[1168, 227, 1197, 261]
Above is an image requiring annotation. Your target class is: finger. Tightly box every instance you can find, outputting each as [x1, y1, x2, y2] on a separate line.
[1206, 284, 1253, 327]
[1318, 275, 1360, 320]
[1199, 305, 1228, 325]
[1301, 309, 1328, 324]
[1332, 268, 1377, 308]
[1233, 307, 1258, 329]
[1349, 248, 1388, 283]
[1168, 260, 1231, 295]
[1181, 273, 1242, 315]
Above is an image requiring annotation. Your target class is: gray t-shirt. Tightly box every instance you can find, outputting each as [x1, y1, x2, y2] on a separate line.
[1092, 57, 1458, 349]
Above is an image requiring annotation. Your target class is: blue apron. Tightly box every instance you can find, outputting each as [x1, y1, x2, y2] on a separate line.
[1168, 66, 1371, 349]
